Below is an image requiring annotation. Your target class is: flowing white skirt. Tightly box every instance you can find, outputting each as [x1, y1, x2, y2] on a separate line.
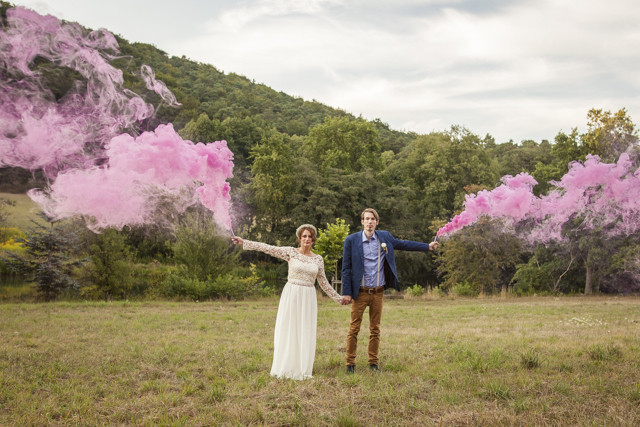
[270, 282, 318, 380]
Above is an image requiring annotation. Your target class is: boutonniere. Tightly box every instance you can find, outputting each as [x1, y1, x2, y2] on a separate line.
[381, 243, 388, 253]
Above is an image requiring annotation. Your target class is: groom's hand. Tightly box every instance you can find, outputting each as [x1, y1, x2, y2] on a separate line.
[341, 295, 352, 305]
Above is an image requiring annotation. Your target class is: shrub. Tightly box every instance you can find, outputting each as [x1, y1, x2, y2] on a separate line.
[1, 231, 28, 285]
[315, 218, 350, 282]
[172, 213, 240, 282]
[250, 261, 286, 291]
[161, 266, 271, 301]
[0, 229, 27, 282]
[0, 227, 25, 245]
[77, 261, 175, 300]
[451, 281, 478, 297]
[85, 229, 134, 299]
[408, 284, 424, 297]
[133, 262, 175, 298]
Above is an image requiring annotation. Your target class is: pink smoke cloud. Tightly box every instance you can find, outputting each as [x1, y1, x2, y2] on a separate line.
[1, 7, 235, 232]
[0, 7, 153, 173]
[438, 153, 640, 244]
[28, 124, 233, 231]
[437, 173, 539, 237]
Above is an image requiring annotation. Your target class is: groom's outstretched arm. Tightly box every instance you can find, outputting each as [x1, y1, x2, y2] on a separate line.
[389, 234, 437, 252]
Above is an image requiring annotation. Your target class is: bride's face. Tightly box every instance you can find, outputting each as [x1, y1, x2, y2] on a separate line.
[299, 230, 314, 249]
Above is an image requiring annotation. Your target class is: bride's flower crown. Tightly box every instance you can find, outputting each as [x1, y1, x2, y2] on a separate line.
[296, 224, 317, 239]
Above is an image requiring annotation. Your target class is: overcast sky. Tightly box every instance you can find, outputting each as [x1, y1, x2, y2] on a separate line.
[9, 0, 640, 143]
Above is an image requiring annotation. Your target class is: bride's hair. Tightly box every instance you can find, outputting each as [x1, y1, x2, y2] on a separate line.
[296, 224, 317, 243]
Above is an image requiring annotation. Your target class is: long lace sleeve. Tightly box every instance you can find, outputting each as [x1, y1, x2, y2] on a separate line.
[316, 257, 342, 303]
[242, 240, 291, 262]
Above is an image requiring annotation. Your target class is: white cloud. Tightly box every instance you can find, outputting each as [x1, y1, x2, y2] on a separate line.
[218, 0, 344, 31]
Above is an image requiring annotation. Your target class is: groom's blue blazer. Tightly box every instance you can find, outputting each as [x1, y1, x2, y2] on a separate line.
[341, 230, 431, 300]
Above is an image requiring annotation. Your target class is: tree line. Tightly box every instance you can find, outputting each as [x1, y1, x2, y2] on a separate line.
[3, 107, 637, 300]
[1, 2, 639, 299]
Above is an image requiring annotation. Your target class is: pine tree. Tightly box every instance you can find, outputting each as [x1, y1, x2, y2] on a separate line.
[3, 214, 81, 301]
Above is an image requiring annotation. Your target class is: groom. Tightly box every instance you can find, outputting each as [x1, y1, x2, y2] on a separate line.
[341, 208, 437, 373]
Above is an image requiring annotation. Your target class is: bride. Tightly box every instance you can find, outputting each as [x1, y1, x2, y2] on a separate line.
[231, 224, 344, 380]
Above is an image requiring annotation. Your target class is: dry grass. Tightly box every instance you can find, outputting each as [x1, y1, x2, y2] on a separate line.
[0, 192, 44, 230]
[1, 296, 639, 425]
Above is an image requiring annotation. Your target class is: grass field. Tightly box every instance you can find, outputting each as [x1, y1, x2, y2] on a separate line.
[0, 192, 44, 230]
[1, 295, 639, 425]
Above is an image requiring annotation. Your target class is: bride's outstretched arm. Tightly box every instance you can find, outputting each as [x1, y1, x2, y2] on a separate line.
[233, 238, 291, 262]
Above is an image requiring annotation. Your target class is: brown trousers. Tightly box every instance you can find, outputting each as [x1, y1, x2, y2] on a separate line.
[346, 287, 384, 366]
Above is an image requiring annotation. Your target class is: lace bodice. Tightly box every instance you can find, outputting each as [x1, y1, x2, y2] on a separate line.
[242, 240, 342, 303]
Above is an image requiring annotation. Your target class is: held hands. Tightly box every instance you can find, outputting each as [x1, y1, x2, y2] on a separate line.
[340, 295, 352, 305]
[231, 236, 244, 245]
[429, 241, 438, 251]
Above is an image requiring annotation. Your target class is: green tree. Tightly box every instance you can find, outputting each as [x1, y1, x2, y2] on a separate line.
[86, 229, 134, 299]
[396, 127, 496, 233]
[219, 116, 267, 168]
[179, 113, 224, 143]
[436, 218, 522, 295]
[289, 161, 387, 234]
[532, 129, 585, 195]
[603, 240, 640, 294]
[123, 224, 173, 263]
[178, 114, 265, 168]
[315, 218, 350, 282]
[533, 108, 639, 195]
[489, 139, 553, 179]
[582, 108, 638, 162]
[3, 216, 81, 301]
[562, 217, 622, 295]
[303, 117, 382, 174]
[511, 243, 582, 295]
[513, 227, 640, 296]
[172, 210, 240, 282]
[247, 129, 298, 239]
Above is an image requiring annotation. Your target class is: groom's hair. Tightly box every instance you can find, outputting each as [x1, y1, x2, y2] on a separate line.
[360, 208, 379, 222]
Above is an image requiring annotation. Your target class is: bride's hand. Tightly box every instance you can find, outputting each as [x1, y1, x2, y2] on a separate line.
[231, 236, 244, 245]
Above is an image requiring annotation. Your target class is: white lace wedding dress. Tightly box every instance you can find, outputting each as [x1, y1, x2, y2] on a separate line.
[243, 240, 342, 380]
